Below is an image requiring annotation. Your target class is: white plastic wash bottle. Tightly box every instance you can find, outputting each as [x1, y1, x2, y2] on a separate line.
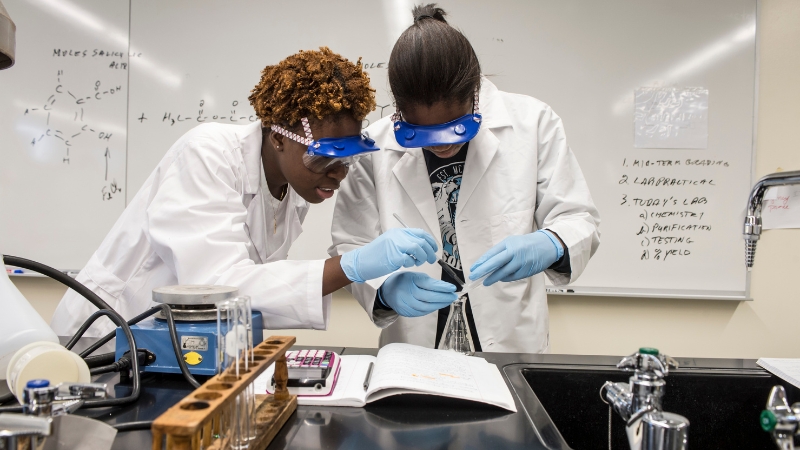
[0, 255, 59, 380]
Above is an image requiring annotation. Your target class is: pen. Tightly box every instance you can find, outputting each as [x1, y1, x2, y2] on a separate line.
[363, 362, 374, 391]
[392, 213, 466, 288]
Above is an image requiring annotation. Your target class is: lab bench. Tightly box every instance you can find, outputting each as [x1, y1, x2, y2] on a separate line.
[4, 345, 798, 449]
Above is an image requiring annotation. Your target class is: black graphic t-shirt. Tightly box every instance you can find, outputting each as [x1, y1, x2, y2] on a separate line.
[423, 143, 482, 351]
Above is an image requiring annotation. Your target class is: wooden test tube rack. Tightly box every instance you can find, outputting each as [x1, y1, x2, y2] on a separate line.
[152, 336, 297, 450]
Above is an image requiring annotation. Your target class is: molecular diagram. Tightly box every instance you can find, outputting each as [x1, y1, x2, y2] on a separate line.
[22, 70, 124, 201]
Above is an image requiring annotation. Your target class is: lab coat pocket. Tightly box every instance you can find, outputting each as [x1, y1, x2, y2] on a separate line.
[489, 208, 536, 246]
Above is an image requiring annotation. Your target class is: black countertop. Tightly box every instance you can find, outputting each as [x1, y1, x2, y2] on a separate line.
[99, 348, 771, 450]
[2, 343, 778, 450]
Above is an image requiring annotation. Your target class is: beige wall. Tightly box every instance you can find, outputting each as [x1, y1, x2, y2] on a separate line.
[11, 0, 800, 358]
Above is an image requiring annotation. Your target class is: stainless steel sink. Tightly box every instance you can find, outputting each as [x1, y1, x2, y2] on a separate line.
[504, 357, 800, 450]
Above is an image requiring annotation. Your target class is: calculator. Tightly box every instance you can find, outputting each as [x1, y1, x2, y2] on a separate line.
[268, 350, 341, 396]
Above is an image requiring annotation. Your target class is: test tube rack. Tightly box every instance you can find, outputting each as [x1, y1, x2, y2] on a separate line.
[151, 336, 297, 450]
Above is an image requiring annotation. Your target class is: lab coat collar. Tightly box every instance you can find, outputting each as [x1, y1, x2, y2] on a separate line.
[476, 77, 512, 130]
[456, 126, 500, 219]
[392, 151, 441, 238]
[237, 121, 265, 195]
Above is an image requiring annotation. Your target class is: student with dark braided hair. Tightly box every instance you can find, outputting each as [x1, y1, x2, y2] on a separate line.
[51, 47, 443, 337]
[331, 5, 600, 353]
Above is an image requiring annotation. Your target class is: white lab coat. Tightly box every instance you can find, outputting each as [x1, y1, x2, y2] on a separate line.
[329, 79, 600, 353]
[51, 121, 330, 337]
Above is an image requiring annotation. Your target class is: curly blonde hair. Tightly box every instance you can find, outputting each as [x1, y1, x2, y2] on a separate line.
[249, 47, 376, 128]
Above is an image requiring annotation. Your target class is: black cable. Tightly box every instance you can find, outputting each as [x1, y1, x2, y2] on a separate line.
[113, 420, 152, 432]
[90, 364, 120, 375]
[161, 304, 200, 389]
[0, 392, 14, 405]
[70, 304, 198, 388]
[83, 352, 116, 368]
[90, 349, 152, 375]
[2, 255, 113, 311]
[0, 308, 141, 413]
[78, 306, 161, 358]
[0, 256, 141, 413]
[64, 309, 117, 350]
[69, 309, 140, 408]
[3, 256, 198, 398]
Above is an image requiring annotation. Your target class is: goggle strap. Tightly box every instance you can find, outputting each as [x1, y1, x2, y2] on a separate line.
[301, 117, 314, 141]
[270, 118, 315, 147]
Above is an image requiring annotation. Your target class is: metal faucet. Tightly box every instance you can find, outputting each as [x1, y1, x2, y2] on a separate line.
[743, 170, 800, 270]
[761, 385, 800, 449]
[601, 348, 689, 450]
[22, 380, 108, 417]
[0, 380, 109, 449]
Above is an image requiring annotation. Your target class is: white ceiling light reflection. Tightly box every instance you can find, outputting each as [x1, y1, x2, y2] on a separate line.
[28, 0, 182, 89]
[612, 22, 756, 115]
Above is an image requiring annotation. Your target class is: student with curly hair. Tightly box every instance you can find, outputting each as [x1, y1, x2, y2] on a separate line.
[51, 47, 445, 336]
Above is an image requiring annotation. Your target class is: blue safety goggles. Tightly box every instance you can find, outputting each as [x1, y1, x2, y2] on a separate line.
[271, 118, 379, 173]
[392, 87, 482, 148]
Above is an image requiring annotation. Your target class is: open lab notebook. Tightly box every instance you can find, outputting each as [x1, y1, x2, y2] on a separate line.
[255, 343, 517, 412]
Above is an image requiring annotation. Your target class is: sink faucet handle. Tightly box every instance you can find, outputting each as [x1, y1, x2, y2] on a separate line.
[767, 385, 792, 412]
[617, 348, 678, 378]
[762, 386, 800, 449]
[665, 355, 679, 370]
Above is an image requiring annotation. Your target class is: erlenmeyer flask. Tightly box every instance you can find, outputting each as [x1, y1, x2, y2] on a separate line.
[437, 294, 475, 355]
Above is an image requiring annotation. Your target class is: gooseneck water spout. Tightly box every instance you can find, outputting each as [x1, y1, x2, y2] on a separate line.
[744, 170, 800, 270]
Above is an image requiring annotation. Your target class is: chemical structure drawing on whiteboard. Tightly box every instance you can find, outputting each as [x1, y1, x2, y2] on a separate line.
[22, 70, 124, 201]
[136, 99, 259, 126]
[138, 101, 394, 128]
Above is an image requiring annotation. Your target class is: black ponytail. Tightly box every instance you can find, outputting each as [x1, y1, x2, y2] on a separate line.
[389, 3, 481, 112]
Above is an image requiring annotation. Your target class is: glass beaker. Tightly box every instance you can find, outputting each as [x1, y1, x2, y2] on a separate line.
[437, 294, 475, 355]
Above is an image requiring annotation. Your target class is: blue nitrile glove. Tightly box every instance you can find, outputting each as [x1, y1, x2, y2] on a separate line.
[340, 228, 439, 283]
[469, 230, 564, 286]
[378, 272, 457, 317]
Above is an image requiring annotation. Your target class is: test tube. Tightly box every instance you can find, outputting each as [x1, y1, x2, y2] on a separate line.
[234, 296, 258, 442]
[461, 272, 490, 295]
[216, 298, 251, 449]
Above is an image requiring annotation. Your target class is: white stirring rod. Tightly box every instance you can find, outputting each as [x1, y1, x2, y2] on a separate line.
[392, 213, 412, 229]
[392, 213, 466, 289]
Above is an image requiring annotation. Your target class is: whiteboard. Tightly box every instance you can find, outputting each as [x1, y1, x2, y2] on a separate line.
[0, 0, 129, 271]
[0, 0, 757, 299]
